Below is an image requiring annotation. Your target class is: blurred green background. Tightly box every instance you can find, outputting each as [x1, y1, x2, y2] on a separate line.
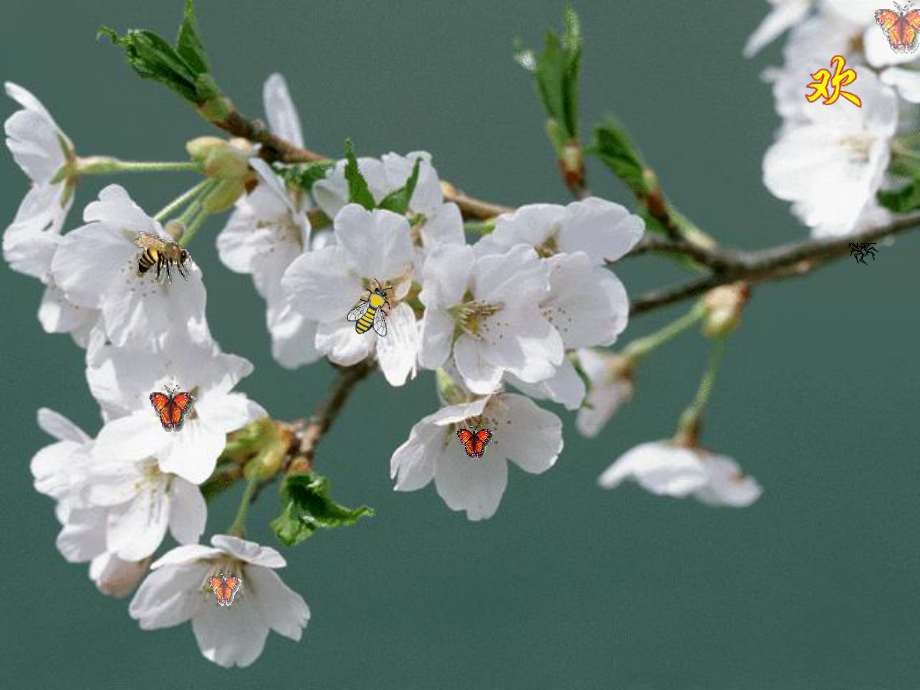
[2, 2, 918, 688]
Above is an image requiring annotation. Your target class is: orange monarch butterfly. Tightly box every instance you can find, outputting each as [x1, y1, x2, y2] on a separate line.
[207, 573, 242, 607]
[457, 428, 493, 458]
[876, 3, 920, 54]
[149, 385, 195, 432]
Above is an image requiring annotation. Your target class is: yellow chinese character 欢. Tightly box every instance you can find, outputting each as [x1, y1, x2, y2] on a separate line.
[806, 55, 862, 107]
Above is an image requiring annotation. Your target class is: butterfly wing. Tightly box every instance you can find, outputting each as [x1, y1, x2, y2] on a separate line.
[877, 9, 907, 49]
[475, 429, 493, 450]
[905, 10, 920, 50]
[224, 576, 242, 606]
[457, 429, 476, 457]
[347, 301, 370, 322]
[170, 392, 195, 432]
[150, 392, 175, 431]
[207, 576, 227, 605]
[373, 308, 387, 337]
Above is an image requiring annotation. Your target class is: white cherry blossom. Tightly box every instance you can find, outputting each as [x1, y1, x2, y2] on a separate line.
[129, 534, 310, 668]
[3, 82, 74, 258]
[763, 70, 898, 238]
[51, 184, 208, 347]
[282, 203, 420, 385]
[598, 441, 762, 508]
[391, 392, 563, 521]
[30, 408, 93, 505]
[418, 243, 564, 394]
[88, 328, 266, 484]
[218, 157, 320, 368]
[475, 197, 643, 265]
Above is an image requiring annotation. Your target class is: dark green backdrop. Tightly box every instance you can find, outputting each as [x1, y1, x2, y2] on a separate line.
[2, 2, 918, 688]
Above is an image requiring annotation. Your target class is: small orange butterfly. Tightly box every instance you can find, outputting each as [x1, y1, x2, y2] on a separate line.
[149, 385, 195, 432]
[457, 428, 493, 458]
[207, 573, 242, 607]
[876, 3, 920, 53]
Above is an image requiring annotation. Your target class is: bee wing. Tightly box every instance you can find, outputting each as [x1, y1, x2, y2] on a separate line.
[373, 308, 387, 337]
[134, 232, 158, 249]
[347, 301, 370, 322]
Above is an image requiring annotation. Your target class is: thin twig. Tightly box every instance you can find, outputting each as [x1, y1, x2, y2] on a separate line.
[285, 361, 376, 473]
[629, 214, 920, 315]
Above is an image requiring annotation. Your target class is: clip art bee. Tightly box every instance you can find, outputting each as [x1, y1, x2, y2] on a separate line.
[135, 232, 192, 283]
[346, 280, 392, 337]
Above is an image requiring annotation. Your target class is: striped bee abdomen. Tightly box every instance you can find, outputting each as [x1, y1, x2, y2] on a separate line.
[137, 248, 160, 275]
[356, 304, 378, 334]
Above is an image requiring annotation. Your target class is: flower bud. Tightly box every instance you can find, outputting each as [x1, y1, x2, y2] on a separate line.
[186, 136, 226, 162]
[163, 219, 185, 242]
[202, 178, 248, 213]
[702, 282, 749, 338]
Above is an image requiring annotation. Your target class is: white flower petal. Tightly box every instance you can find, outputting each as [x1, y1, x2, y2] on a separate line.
[196, 392, 266, 434]
[419, 243, 474, 307]
[376, 304, 419, 386]
[315, 320, 375, 366]
[454, 334, 503, 395]
[90, 552, 149, 598]
[106, 485, 170, 560]
[391, 422, 440, 491]
[247, 566, 310, 641]
[559, 197, 645, 263]
[193, 594, 270, 668]
[334, 204, 414, 280]
[94, 412, 169, 462]
[599, 442, 709, 497]
[434, 445, 508, 521]
[37, 407, 89, 443]
[168, 478, 207, 544]
[418, 306, 455, 370]
[130, 561, 210, 629]
[263, 73, 304, 148]
[151, 544, 225, 569]
[492, 394, 563, 474]
[282, 246, 363, 321]
[158, 419, 226, 485]
[211, 534, 287, 568]
[694, 456, 763, 508]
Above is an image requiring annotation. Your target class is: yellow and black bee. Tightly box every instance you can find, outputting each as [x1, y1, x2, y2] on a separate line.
[346, 280, 392, 337]
[134, 232, 192, 283]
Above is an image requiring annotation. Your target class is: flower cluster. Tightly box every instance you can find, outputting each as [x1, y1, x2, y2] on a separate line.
[6, 82, 308, 667]
[748, 0, 910, 238]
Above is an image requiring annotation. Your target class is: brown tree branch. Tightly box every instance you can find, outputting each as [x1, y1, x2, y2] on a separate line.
[284, 361, 375, 474]
[629, 214, 920, 316]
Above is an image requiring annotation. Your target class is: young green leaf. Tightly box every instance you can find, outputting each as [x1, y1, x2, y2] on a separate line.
[270, 471, 374, 547]
[878, 180, 920, 213]
[515, 6, 583, 140]
[590, 118, 649, 196]
[176, 0, 210, 74]
[377, 157, 422, 214]
[100, 1, 220, 109]
[344, 140, 376, 210]
[274, 160, 336, 194]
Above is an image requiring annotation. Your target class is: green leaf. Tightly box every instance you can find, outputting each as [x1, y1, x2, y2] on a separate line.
[377, 157, 422, 214]
[878, 181, 920, 213]
[344, 140, 376, 211]
[176, 0, 210, 74]
[99, 26, 198, 102]
[590, 118, 649, 196]
[274, 160, 336, 193]
[100, 1, 220, 108]
[516, 7, 583, 140]
[270, 471, 374, 547]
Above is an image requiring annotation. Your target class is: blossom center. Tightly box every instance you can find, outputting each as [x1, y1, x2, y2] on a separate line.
[838, 132, 874, 164]
[449, 298, 502, 339]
